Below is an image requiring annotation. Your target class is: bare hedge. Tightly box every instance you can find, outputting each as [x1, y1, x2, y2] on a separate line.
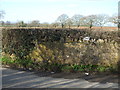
[2, 28, 120, 68]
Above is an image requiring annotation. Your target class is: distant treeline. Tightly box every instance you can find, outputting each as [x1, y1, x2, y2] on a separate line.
[0, 13, 118, 28]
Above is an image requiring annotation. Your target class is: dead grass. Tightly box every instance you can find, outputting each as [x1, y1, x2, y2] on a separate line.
[0, 26, 118, 31]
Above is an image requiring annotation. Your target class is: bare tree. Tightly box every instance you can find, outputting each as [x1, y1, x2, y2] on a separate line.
[66, 18, 73, 29]
[109, 14, 118, 25]
[56, 14, 69, 28]
[28, 20, 40, 27]
[41, 22, 50, 28]
[84, 15, 97, 28]
[5, 21, 11, 26]
[0, 11, 5, 19]
[108, 14, 120, 28]
[0, 21, 4, 26]
[95, 14, 109, 28]
[0, 11, 5, 26]
[51, 22, 59, 28]
[16, 21, 27, 27]
[71, 14, 83, 27]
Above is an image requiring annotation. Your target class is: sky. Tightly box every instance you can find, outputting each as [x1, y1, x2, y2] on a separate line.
[0, 0, 119, 23]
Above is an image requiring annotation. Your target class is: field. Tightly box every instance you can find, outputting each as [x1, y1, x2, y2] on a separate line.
[0, 26, 118, 31]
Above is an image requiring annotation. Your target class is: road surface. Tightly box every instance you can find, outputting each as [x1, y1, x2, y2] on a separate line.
[2, 67, 119, 88]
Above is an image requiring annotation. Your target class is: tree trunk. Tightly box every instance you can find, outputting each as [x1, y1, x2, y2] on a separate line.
[90, 24, 92, 28]
[77, 25, 80, 27]
[69, 25, 70, 29]
[62, 24, 64, 28]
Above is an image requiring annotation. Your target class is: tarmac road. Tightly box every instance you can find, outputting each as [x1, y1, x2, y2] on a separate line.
[2, 67, 119, 88]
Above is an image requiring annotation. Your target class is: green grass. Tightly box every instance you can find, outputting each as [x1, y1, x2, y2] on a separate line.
[1, 56, 118, 73]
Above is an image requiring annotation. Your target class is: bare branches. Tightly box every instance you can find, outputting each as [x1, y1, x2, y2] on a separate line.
[0, 11, 5, 19]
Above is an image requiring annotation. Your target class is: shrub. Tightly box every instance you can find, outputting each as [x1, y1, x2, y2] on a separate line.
[62, 65, 74, 73]
[48, 63, 63, 72]
[1, 56, 14, 65]
[2, 28, 119, 73]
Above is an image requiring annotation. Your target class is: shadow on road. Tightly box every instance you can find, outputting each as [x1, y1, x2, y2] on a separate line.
[2, 67, 118, 88]
[34, 71, 118, 84]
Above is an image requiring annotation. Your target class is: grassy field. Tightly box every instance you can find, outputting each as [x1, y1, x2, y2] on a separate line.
[0, 26, 118, 31]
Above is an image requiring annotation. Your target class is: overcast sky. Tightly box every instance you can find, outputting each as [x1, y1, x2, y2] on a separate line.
[0, 0, 119, 23]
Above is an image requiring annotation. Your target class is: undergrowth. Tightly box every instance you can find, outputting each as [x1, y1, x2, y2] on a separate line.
[1, 56, 118, 73]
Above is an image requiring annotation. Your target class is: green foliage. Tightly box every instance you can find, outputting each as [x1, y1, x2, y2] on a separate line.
[71, 64, 98, 72]
[1, 55, 118, 73]
[96, 66, 107, 72]
[61, 64, 113, 73]
[1, 55, 34, 69]
[62, 65, 74, 73]
[15, 59, 34, 69]
[1, 56, 14, 65]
